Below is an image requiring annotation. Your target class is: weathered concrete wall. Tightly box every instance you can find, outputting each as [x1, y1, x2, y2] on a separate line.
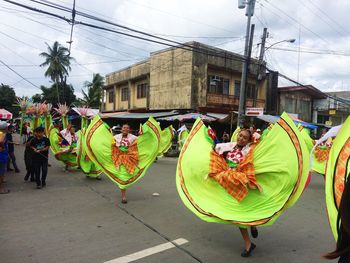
[105, 60, 150, 85]
[149, 48, 193, 110]
[105, 88, 114, 111]
[279, 91, 312, 122]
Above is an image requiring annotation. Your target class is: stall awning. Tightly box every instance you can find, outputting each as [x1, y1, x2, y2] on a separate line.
[158, 113, 217, 122]
[0, 109, 12, 120]
[72, 107, 99, 117]
[257, 114, 318, 129]
[100, 111, 178, 119]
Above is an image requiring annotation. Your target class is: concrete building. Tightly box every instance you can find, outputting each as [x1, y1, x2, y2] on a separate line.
[102, 42, 274, 115]
[314, 91, 350, 126]
[278, 85, 326, 122]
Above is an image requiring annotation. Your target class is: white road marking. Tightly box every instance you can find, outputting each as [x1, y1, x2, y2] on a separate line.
[104, 238, 189, 263]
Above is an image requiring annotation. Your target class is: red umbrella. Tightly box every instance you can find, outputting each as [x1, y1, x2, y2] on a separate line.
[0, 109, 13, 120]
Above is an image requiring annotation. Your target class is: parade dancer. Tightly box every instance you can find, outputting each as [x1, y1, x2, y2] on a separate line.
[324, 116, 350, 262]
[176, 113, 310, 257]
[84, 116, 161, 204]
[113, 124, 137, 203]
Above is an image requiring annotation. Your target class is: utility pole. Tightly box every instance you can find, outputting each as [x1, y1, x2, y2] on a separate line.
[237, 0, 256, 128]
[254, 27, 268, 107]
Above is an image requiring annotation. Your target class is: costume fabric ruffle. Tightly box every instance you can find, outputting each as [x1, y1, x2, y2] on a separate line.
[176, 113, 309, 227]
[325, 116, 350, 240]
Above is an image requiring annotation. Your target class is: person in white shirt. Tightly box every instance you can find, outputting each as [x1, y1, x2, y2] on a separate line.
[113, 123, 138, 203]
[60, 123, 77, 146]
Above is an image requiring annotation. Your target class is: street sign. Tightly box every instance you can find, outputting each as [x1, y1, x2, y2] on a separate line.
[245, 107, 264, 116]
[329, 109, 336, 115]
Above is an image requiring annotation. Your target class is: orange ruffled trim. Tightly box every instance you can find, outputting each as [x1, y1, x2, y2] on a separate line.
[111, 142, 139, 174]
[209, 144, 262, 202]
[314, 146, 330, 162]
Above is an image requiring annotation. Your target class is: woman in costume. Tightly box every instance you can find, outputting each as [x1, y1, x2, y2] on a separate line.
[176, 112, 309, 257]
[49, 104, 77, 169]
[324, 116, 350, 262]
[84, 116, 161, 203]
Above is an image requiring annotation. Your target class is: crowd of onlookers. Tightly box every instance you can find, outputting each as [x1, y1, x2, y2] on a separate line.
[0, 122, 50, 194]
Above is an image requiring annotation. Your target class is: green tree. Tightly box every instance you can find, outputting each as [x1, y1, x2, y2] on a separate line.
[82, 73, 104, 108]
[40, 41, 74, 102]
[0, 84, 18, 117]
[32, 93, 42, 103]
[40, 84, 76, 107]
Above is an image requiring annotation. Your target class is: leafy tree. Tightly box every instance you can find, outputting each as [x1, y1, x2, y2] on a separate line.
[82, 73, 104, 108]
[40, 84, 76, 107]
[0, 84, 18, 117]
[32, 93, 42, 103]
[40, 41, 74, 102]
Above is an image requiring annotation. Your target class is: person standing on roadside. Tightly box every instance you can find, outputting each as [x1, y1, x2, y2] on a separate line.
[6, 125, 20, 173]
[0, 122, 9, 194]
[30, 127, 50, 189]
[24, 131, 35, 182]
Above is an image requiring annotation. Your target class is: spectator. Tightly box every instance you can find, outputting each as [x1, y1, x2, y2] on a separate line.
[0, 121, 9, 194]
[6, 125, 20, 173]
[30, 127, 50, 189]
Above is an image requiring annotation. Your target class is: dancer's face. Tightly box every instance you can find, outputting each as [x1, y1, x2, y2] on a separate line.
[121, 124, 130, 136]
[237, 130, 251, 147]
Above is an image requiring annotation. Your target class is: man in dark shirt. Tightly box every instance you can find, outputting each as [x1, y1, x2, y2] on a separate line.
[24, 133, 35, 182]
[30, 127, 50, 189]
[6, 125, 20, 173]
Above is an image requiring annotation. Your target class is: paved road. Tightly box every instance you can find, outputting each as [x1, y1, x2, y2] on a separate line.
[1, 144, 336, 263]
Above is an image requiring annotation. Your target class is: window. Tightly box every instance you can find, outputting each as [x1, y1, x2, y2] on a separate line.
[137, 83, 148, 99]
[121, 87, 128, 101]
[234, 81, 241, 97]
[208, 75, 230, 95]
[246, 83, 256, 99]
[108, 90, 114, 103]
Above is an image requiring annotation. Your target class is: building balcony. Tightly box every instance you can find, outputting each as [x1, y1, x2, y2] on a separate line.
[206, 94, 265, 109]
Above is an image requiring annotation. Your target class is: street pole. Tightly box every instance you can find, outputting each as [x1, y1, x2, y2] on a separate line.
[237, 0, 256, 128]
[254, 27, 268, 107]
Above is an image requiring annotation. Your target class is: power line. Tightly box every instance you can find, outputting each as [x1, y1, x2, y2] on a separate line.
[270, 47, 350, 57]
[263, 0, 331, 45]
[0, 59, 40, 89]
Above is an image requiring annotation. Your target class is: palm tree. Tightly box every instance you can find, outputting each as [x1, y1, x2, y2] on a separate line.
[82, 73, 104, 108]
[40, 41, 74, 102]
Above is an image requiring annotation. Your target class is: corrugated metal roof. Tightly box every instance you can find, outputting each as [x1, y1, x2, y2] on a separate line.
[101, 111, 178, 119]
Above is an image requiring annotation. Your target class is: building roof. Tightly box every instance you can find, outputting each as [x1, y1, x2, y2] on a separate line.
[278, 85, 327, 99]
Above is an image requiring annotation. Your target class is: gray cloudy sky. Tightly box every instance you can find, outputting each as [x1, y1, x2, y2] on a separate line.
[1, 0, 350, 98]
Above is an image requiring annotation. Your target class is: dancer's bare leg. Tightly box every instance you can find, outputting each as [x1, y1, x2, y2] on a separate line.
[239, 228, 251, 251]
[121, 188, 127, 203]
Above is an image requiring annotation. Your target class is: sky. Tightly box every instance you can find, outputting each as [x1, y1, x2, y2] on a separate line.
[0, 0, 350, 99]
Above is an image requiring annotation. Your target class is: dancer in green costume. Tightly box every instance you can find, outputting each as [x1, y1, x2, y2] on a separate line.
[48, 122, 78, 168]
[325, 116, 350, 241]
[84, 116, 161, 203]
[176, 112, 309, 257]
[158, 125, 174, 158]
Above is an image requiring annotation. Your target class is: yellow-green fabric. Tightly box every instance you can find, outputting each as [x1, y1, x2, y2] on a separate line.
[176, 113, 309, 227]
[77, 128, 102, 177]
[230, 127, 240, 142]
[84, 116, 161, 189]
[158, 126, 174, 157]
[178, 129, 189, 150]
[325, 116, 350, 240]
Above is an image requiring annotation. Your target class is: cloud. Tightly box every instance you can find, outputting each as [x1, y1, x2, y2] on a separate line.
[0, 0, 349, 101]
